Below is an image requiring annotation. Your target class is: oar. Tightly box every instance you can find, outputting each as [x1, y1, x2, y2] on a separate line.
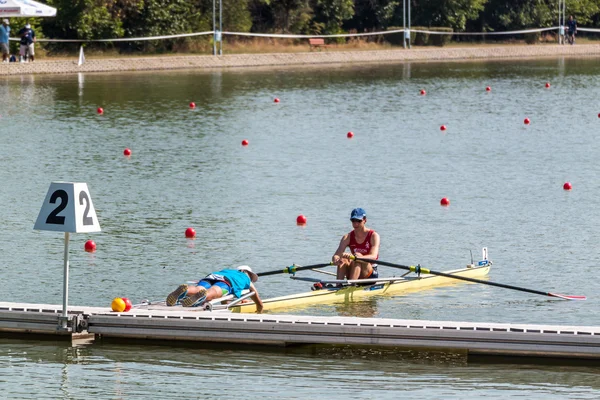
[257, 262, 333, 277]
[355, 257, 586, 301]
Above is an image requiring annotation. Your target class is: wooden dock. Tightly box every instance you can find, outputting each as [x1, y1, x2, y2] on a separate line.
[1, 301, 599, 362]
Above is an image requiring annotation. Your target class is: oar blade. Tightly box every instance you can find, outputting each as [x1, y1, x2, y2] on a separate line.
[549, 293, 587, 301]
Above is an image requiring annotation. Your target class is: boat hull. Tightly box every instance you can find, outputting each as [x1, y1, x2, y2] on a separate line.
[231, 264, 491, 313]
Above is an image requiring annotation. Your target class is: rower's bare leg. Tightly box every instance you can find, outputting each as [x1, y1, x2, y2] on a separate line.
[186, 286, 203, 295]
[182, 284, 224, 307]
[205, 285, 226, 302]
[185, 285, 222, 300]
[187, 286, 223, 301]
[336, 260, 350, 279]
[348, 261, 373, 280]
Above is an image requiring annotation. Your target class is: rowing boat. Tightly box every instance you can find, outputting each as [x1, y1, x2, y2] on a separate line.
[224, 260, 491, 313]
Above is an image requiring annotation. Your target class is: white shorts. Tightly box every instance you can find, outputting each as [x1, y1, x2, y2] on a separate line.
[20, 44, 34, 56]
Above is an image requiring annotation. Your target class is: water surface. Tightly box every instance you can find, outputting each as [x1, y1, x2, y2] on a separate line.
[1, 57, 600, 397]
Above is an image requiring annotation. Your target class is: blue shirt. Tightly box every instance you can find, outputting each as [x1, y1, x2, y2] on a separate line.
[207, 269, 251, 298]
[0, 25, 10, 44]
[18, 27, 34, 45]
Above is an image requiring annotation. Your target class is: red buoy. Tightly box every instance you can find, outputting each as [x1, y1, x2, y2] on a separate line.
[97, 107, 104, 115]
[296, 215, 307, 225]
[440, 125, 447, 131]
[597, 113, 600, 118]
[185, 227, 196, 238]
[122, 297, 132, 312]
[241, 139, 249, 146]
[440, 197, 450, 206]
[84, 240, 96, 252]
[524, 118, 530, 125]
[420, 89, 426, 96]
[545, 82, 551, 88]
[347, 131, 354, 138]
[189, 102, 196, 109]
[274, 98, 280, 103]
[123, 148, 132, 156]
[563, 182, 572, 191]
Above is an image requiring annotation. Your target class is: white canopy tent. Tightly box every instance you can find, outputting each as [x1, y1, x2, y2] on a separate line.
[0, 0, 56, 18]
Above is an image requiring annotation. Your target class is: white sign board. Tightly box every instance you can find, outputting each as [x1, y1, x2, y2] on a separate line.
[34, 182, 101, 233]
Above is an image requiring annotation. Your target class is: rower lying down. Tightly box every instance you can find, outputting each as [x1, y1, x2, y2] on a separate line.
[166, 265, 264, 313]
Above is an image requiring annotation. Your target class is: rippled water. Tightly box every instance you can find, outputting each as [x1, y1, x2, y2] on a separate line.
[1, 57, 600, 397]
[1, 339, 600, 399]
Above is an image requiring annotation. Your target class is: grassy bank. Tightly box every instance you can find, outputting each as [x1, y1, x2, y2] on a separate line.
[33, 35, 600, 61]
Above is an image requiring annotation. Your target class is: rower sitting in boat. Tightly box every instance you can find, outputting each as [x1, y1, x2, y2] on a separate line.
[332, 208, 380, 280]
[166, 265, 264, 312]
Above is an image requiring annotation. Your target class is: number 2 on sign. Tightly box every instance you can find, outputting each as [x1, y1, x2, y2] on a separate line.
[79, 191, 94, 225]
[46, 190, 94, 225]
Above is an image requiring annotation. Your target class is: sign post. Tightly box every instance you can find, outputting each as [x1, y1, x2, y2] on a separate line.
[34, 182, 101, 330]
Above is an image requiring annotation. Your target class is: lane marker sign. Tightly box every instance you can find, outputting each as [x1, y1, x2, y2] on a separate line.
[34, 182, 101, 233]
[34, 182, 101, 330]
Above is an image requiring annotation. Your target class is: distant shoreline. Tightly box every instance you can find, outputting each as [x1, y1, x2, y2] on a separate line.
[1, 44, 600, 76]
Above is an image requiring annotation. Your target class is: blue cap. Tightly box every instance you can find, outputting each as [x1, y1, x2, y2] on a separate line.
[350, 208, 367, 220]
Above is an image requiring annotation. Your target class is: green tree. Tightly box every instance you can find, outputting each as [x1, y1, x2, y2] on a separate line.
[260, 0, 313, 32]
[42, 0, 130, 40]
[313, 0, 354, 33]
[479, 0, 555, 31]
[248, 0, 274, 32]
[413, 0, 488, 30]
[353, 0, 400, 31]
[223, 0, 253, 32]
[563, 0, 600, 26]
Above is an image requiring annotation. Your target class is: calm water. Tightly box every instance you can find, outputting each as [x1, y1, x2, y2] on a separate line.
[1, 57, 600, 397]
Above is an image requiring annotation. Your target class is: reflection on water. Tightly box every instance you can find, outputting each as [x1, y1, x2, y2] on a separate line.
[333, 298, 379, 318]
[1, 339, 600, 399]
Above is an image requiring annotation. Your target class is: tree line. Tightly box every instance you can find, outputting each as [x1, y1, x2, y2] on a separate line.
[38, 0, 600, 51]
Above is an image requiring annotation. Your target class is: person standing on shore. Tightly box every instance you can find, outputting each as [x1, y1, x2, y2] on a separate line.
[0, 20, 10, 63]
[567, 15, 577, 45]
[18, 23, 35, 62]
[332, 207, 380, 280]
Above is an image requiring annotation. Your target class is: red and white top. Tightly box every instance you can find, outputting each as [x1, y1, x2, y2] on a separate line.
[349, 230, 378, 259]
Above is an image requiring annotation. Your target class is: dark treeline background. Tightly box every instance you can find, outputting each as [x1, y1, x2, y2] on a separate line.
[35, 0, 600, 52]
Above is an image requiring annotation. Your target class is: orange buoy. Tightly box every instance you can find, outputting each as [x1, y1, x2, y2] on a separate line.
[84, 240, 96, 252]
[347, 131, 354, 138]
[524, 118, 530, 125]
[123, 148, 132, 156]
[440, 197, 450, 206]
[185, 227, 196, 238]
[111, 298, 126, 312]
[241, 139, 249, 146]
[563, 182, 572, 191]
[296, 215, 307, 225]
